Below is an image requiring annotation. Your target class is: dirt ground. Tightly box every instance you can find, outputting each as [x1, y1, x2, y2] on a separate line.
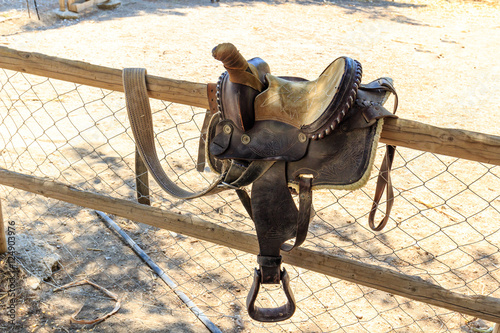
[0, 0, 499, 332]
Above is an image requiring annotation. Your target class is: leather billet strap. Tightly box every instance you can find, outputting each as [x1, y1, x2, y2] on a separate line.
[369, 144, 396, 231]
[281, 174, 313, 252]
[196, 83, 218, 172]
[196, 109, 212, 172]
[366, 78, 398, 231]
[123, 68, 226, 199]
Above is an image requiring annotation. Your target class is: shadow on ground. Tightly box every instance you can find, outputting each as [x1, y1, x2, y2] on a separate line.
[3, 0, 428, 35]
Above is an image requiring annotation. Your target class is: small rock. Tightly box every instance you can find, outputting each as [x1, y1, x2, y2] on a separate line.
[27, 276, 41, 290]
[15, 234, 61, 281]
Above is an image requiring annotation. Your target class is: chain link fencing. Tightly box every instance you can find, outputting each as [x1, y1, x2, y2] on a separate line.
[0, 68, 499, 332]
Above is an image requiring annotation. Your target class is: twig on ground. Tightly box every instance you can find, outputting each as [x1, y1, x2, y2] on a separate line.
[414, 198, 459, 221]
[53, 279, 121, 325]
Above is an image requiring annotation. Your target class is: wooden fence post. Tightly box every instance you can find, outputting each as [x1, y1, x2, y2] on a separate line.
[0, 198, 6, 254]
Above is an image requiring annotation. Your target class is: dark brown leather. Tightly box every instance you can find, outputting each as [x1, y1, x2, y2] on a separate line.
[246, 268, 295, 322]
[287, 103, 385, 189]
[245, 162, 305, 322]
[369, 144, 396, 231]
[210, 119, 310, 161]
[207, 83, 218, 115]
[251, 162, 298, 257]
[206, 43, 398, 322]
[215, 47, 270, 131]
[281, 175, 313, 252]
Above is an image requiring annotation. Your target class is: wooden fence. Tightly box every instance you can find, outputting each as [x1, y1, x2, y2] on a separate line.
[0, 45, 499, 327]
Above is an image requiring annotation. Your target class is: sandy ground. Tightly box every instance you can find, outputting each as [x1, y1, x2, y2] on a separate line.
[0, 0, 500, 332]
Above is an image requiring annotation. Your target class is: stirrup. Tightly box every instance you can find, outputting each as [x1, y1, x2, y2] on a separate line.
[246, 268, 296, 322]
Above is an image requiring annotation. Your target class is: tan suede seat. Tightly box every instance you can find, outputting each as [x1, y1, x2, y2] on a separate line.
[255, 56, 362, 140]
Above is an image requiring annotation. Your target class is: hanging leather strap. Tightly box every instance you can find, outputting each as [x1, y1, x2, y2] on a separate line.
[135, 147, 151, 205]
[280, 175, 313, 252]
[196, 83, 219, 172]
[123, 68, 226, 199]
[368, 78, 398, 231]
[368, 144, 396, 231]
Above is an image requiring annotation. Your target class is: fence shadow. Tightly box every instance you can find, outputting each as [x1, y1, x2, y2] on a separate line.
[6, 0, 428, 34]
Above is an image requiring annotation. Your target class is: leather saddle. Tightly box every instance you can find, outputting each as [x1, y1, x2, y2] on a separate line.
[123, 43, 398, 323]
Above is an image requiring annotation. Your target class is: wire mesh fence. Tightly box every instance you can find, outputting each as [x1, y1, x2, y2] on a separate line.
[1, 68, 499, 332]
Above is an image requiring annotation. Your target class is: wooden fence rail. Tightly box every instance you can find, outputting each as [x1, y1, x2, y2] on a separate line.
[0, 46, 500, 166]
[1, 168, 500, 323]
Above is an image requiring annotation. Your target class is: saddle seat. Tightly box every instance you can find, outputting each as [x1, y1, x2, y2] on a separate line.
[255, 56, 362, 140]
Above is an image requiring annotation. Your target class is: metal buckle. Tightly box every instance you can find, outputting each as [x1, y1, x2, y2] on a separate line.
[217, 181, 239, 190]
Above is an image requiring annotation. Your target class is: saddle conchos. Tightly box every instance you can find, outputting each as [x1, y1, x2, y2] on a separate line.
[123, 43, 398, 322]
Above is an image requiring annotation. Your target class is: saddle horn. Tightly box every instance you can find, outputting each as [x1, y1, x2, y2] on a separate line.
[212, 43, 265, 92]
[212, 43, 248, 73]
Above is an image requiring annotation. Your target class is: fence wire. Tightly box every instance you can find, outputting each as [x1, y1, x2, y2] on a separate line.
[0, 69, 499, 332]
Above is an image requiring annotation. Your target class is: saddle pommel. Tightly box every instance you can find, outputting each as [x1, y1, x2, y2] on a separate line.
[213, 43, 248, 73]
[213, 43, 264, 92]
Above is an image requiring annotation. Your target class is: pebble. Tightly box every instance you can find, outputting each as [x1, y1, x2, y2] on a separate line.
[27, 276, 41, 290]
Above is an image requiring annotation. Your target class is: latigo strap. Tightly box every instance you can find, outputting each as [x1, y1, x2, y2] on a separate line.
[123, 68, 225, 199]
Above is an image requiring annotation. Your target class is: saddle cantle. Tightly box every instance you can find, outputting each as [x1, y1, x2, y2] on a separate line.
[123, 43, 398, 323]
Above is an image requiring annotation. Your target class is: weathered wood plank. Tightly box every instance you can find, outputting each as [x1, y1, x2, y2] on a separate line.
[0, 46, 208, 109]
[1, 167, 500, 323]
[382, 118, 500, 165]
